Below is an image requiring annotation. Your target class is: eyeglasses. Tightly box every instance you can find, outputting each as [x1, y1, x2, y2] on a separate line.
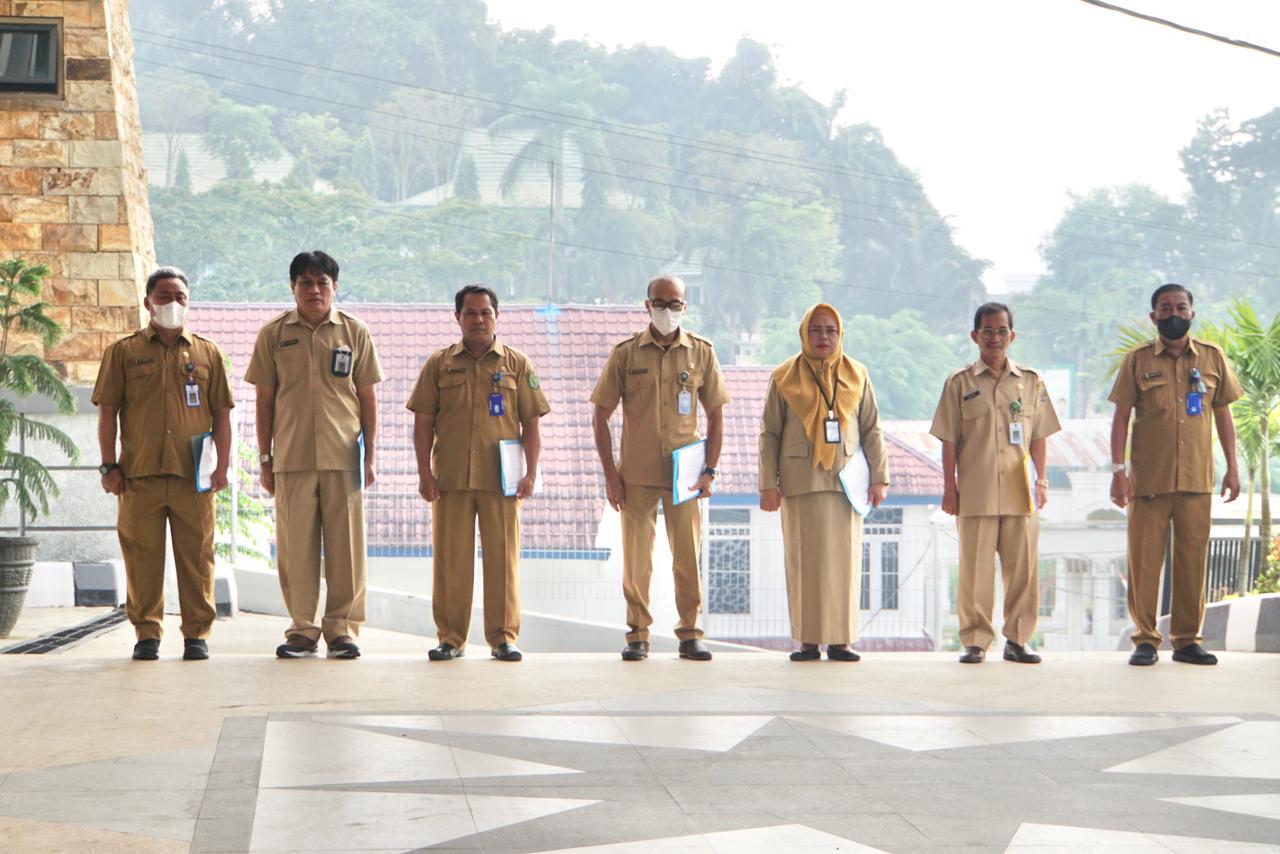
[978, 327, 1011, 339]
[650, 299, 686, 312]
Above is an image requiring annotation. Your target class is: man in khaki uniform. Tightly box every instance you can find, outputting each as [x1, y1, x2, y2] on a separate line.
[409, 284, 550, 662]
[930, 302, 1060, 664]
[245, 251, 383, 660]
[591, 275, 730, 662]
[1109, 283, 1241, 666]
[94, 266, 233, 661]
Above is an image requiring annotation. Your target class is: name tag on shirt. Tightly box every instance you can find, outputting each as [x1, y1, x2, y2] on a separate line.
[331, 346, 353, 377]
[184, 382, 201, 408]
[489, 392, 505, 416]
[1009, 421, 1024, 445]
[1187, 392, 1203, 416]
[677, 388, 692, 415]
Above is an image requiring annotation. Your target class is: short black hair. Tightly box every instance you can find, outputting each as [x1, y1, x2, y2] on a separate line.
[289, 250, 340, 282]
[1150, 283, 1193, 309]
[146, 266, 188, 296]
[455, 283, 499, 314]
[972, 301, 1013, 331]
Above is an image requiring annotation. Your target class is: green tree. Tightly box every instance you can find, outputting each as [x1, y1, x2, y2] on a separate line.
[453, 154, 480, 202]
[203, 99, 282, 181]
[172, 149, 193, 195]
[280, 112, 353, 180]
[345, 130, 380, 197]
[138, 71, 218, 187]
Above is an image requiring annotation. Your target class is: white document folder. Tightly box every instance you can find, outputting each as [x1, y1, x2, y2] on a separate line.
[671, 440, 708, 506]
[191, 432, 216, 493]
[499, 439, 543, 497]
[837, 447, 873, 518]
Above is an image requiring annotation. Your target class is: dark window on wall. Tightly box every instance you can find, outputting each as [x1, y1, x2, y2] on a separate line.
[0, 21, 60, 94]
[880, 542, 899, 609]
[1039, 559, 1057, 616]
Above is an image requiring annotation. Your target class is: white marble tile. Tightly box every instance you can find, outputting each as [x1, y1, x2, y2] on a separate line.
[250, 789, 592, 851]
[537, 823, 888, 852]
[0, 746, 216, 793]
[1106, 722, 1280, 780]
[788, 716, 987, 752]
[443, 715, 633, 746]
[788, 716, 1241, 753]
[317, 714, 446, 732]
[613, 715, 775, 752]
[1161, 794, 1280, 822]
[0, 789, 202, 841]
[1005, 821, 1280, 852]
[258, 721, 578, 789]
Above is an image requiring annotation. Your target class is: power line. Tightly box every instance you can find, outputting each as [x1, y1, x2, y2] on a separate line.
[1078, 0, 1280, 60]
[136, 61, 923, 234]
[133, 29, 925, 191]
[133, 37, 1280, 258]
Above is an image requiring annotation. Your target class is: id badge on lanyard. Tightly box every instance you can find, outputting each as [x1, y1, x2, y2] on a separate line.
[824, 414, 841, 444]
[183, 354, 200, 408]
[489, 371, 505, 416]
[1187, 367, 1205, 415]
[331, 344, 353, 377]
[809, 359, 842, 444]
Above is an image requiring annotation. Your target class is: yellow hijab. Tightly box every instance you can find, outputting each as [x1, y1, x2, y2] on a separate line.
[771, 303, 867, 470]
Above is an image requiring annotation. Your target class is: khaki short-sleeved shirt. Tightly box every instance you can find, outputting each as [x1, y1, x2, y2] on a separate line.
[244, 307, 383, 473]
[1108, 337, 1242, 495]
[929, 360, 1062, 517]
[92, 326, 234, 480]
[591, 327, 731, 489]
[406, 339, 550, 493]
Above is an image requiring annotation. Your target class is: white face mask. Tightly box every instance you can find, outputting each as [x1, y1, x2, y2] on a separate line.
[152, 301, 188, 330]
[649, 306, 684, 336]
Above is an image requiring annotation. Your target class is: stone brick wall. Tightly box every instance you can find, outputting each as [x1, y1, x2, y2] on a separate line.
[0, 0, 155, 385]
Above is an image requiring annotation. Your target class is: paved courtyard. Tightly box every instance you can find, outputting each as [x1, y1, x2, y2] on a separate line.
[2, 613, 1278, 852]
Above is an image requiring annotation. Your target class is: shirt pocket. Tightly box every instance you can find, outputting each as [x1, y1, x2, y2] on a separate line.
[784, 441, 811, 459]
[438, 372, 468, 410]
[960, 393, 988, 422]
[124, 362, 160, 399]
[1137, 374, 1171, 414]
[623, 371, 653, 407]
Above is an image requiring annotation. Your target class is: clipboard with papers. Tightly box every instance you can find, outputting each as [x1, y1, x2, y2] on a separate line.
[356, 432, 365, 490]
[837, 446, 873, 518]
[499, 439, 543, 497]
[191, 432, 216, 493]
[671, 440, 710, 506]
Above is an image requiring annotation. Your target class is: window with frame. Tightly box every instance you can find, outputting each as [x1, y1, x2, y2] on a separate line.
[706, 508, 750, 615]
[0, 20, 60, 94]
[860, 541, 870, 610]
[880, 541, 899, 609]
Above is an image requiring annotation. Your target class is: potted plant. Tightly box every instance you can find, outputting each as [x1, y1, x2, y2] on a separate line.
[0, 258, 79, 637]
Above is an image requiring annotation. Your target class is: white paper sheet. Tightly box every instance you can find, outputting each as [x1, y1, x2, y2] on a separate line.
[837, 447, 872, 518]
[671, 440, 707, 506]
[499, 439, 543, 497]
[192, 432, 216, 493]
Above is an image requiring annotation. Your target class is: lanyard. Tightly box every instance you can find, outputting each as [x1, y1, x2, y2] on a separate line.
[807, 359, 838, 416]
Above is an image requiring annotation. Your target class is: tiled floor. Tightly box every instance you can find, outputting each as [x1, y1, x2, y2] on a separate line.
[2, 612, 1278, 853]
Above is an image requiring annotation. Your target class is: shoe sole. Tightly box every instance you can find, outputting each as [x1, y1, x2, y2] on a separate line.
[678, 654, 713, 661]
[828, 655, 861, 662]
[1129, 657, 1158, 666]
[1171, 655, 1216, 665]
[132, 653, 159, 661]
[276, 649, 317, 659]
[1003, 654, 1041, 663]
[428, 651, 464, 660]
[183, 651, 209, 661]
[621, 653, 648, 661]
[326, 649, 360, 659]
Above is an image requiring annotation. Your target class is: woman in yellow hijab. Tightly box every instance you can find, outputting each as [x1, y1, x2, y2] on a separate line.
[759, 303, 890, 661]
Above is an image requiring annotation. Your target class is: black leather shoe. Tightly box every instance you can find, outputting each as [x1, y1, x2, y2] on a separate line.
[492, 642, 523, 662]
[678, 639, 713, 661]
[182, 639, 209, 661]
[428, 643, 464, 661]
[827, 645, 861, 662]
[621, 641, 650, 661]
[789, 646, 820, 661]
[276, 635, 318, 659]
[1172, 642, 1217, 665]
[959, 646, 985, 664]
[132, 638, 160, 661]
[1003, 641, 1041, 664]
[326, 637, 361, 659]
[1129, 642, 1159, 666]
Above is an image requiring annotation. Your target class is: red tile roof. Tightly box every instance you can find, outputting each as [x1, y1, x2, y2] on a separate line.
[194, 303, 941, 550]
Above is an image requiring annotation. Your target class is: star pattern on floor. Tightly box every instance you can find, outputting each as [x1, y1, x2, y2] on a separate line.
[1, 688, 1277, 853]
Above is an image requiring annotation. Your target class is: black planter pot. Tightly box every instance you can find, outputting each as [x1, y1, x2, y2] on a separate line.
[0, 537, 38, 638]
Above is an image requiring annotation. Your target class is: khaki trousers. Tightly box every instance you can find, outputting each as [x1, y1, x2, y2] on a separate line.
[274, 470, 366, 643]
[957, 514, 1040, 649]
[621, 484, 704, 643]
[118, 475, 216, 641]
[1127, 491, 1211, 649]
[431, 489, 521, 649]
[781, 491, 863, 645]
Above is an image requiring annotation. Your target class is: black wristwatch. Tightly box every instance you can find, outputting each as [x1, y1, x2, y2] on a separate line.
[702, 466, 718, 478]
[98, 463, 120, 475]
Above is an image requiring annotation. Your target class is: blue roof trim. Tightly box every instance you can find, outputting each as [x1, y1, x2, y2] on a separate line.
[364, 546, 611, 560]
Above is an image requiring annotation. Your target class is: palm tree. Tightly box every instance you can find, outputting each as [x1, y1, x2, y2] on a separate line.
[1229, 397, 1278, 593]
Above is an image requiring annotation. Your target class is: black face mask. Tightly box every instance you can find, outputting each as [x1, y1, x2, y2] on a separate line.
[1156, 315, 1191, 340]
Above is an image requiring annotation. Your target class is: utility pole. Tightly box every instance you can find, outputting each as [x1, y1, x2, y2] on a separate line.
[546, 157, 557, 301]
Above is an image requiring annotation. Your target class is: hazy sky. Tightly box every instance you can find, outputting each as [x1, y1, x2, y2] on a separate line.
[485, 0, 1280, 290]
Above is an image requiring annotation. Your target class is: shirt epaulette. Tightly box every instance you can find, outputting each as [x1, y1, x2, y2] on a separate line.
[687, 331, 714, 347]
[612, 332, 641, 349]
